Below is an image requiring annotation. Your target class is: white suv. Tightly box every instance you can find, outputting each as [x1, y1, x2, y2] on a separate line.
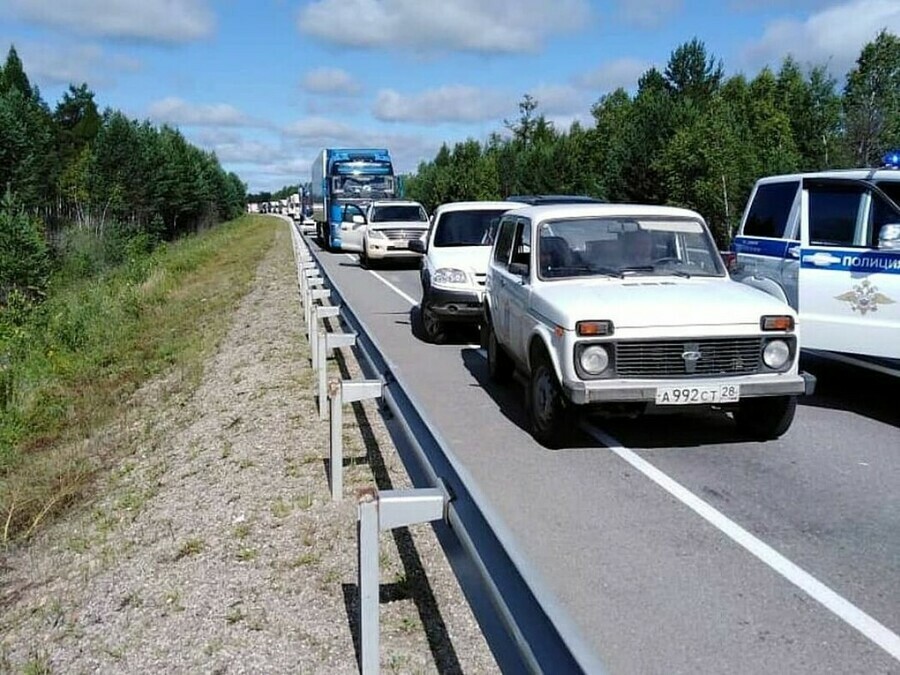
[484, 203, 814, 448]
[337, 200, 429, 266]
[410, 201, 527, 342]
[730, 159, 900, 377]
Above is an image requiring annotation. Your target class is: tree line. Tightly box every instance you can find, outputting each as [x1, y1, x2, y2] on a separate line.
[405, 32, 900, 246]
[0, 44, 247, 305]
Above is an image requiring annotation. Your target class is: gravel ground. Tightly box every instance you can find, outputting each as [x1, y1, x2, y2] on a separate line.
[0, 221, 499, 674]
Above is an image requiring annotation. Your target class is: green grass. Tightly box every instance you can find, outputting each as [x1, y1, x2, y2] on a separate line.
[0, 215, 277, 543]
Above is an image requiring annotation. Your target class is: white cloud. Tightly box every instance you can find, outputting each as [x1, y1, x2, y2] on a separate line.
[301, 67, 362, 95]
[615, 0, 683, 28]
[740, 0, 900, 75]
[577, 57, 653, 92]
[282, 117, 359, 142]
[297, 0, 590, 54]
[373, 86, 511, 123]
[147, 97, 267, 127]
[5, 39, 141, 87]
[4, 0, 215, 43]
[526, 84, 588, 115]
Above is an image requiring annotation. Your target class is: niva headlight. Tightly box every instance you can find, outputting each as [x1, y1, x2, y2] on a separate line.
[579, 345, 610, 375]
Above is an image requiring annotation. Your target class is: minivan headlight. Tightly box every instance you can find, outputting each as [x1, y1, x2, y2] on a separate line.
[433, 268, 468, 285]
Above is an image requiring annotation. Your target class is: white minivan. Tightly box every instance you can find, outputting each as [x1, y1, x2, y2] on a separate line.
[409, 201, 527, 343]
[730, 156, 900, 376]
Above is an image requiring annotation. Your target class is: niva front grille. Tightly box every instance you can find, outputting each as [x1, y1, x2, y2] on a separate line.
[615, 338, 762, 378]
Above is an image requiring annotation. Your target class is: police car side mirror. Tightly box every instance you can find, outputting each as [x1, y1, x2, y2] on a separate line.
[878, 223, 900, 251]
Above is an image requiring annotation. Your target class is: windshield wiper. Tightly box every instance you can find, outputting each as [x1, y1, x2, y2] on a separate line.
[618, 265, 691, 278]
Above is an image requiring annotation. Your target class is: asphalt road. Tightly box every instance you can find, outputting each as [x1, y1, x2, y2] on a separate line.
[311, 240, 899, 674]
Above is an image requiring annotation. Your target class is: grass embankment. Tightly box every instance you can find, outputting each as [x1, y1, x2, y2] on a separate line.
[0, 215, 278, 543]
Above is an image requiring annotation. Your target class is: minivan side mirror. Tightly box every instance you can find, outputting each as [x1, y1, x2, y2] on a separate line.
[878, 223, 900, 250]
[408, 238, 426, 254]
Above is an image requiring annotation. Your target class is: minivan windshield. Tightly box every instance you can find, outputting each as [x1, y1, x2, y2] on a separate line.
[434, 209, 507, 247]
[537, 217, 726, 280]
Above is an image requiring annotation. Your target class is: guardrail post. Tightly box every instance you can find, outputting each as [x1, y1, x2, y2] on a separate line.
[317, 331, 357, 419]
[329, 378, 382, 500]
[311, 306, 341, 368]
[305, 288, 331, 338]
[358, 488, 380, 675]
[299, 261, 317, 298]
[357, 488, 447, 674]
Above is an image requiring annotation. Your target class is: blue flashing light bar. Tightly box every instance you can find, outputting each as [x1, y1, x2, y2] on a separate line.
[883, 150, 900, 168]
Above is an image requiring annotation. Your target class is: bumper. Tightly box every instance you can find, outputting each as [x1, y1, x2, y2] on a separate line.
[367, 240, 422, 259]
[426, 286, 484, 322]
[564, 371, 815, 405]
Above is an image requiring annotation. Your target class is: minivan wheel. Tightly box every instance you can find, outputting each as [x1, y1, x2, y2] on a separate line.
[487, 324, 514, 383]
[734, 395, 797, 440]
[421, 302, 446, 344]
[528, 356, 575, 449]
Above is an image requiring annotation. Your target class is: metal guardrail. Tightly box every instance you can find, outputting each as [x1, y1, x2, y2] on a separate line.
[287, 218, 607, 674]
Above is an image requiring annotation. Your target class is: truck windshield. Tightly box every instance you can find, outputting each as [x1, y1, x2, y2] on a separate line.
[332, 174, 394, 198]
[538, 217, 726, 280]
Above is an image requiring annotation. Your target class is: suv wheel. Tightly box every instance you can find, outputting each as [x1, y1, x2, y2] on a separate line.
[487, 323, 513, 383]
[734, 395, 797, 440]
[359, 245, 370, 269]
[421, 301, 446, 344]
[528, 356, 574, 449]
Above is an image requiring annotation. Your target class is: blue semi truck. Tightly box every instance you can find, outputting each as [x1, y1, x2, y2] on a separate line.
[310, 148, 401, 250]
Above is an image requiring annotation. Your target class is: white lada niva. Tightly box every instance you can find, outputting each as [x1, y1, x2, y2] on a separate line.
[483, 203, 816, 448]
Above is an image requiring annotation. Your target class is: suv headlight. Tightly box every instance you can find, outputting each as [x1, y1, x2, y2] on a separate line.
[433, 268, 468, 285]
[368, 229, 387, 240]
[579, 345, 610, 375]
[762, 339, 791, 369]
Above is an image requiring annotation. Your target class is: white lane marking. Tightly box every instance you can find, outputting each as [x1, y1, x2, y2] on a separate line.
[583, 423, 900, 662]
[368, 270, 419, 307]
[345, 254, 356, 262]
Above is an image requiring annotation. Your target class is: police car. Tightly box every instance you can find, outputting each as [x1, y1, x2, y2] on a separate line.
[730, 151, 900, 377]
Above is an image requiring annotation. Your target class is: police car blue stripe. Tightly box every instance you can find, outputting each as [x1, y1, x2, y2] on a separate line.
[800, 248, 900, 274]
[732, 237, 794, 259]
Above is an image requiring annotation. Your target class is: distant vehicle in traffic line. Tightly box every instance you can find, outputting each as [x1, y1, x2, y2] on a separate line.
[310, 148, 401, 251]
[410, 200, 528, 343]
[730, 152, 900, 377]
[484, 203, 815, 448]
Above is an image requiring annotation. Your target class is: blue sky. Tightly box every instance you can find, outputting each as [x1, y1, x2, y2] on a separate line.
[1, 0, 899, 193]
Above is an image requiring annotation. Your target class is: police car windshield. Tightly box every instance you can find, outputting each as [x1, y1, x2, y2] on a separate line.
[538, 217, 726, 280]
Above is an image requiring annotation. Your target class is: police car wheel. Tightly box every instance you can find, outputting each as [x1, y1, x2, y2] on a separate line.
[735, 395, 797, 440]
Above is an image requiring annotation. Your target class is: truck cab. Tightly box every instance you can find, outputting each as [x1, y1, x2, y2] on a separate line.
[731, 153, 900, 376]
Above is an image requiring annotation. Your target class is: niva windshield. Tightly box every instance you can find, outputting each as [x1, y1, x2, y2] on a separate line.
[537, 217, 726, 280]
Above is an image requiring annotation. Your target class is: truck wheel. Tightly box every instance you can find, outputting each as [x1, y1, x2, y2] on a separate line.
[527, 355, 575, 449]
[421, 302, 446, 344]
[487, 324, 513, 383]
[734, 395, 797, 440]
